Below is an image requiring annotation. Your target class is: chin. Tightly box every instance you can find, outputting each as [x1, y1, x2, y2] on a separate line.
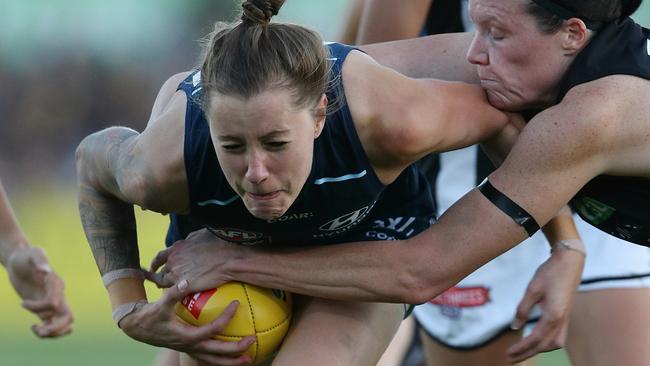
[486, 92, 522, 112]
[248, 206, 288, 221]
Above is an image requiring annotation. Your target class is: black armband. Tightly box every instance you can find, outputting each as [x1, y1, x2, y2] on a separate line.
[478, 179, 540, 237]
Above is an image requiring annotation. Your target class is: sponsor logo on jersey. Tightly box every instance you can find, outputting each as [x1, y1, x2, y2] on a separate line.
[267, 212, 314, 223]
[209, 227, 266, 245]
[313, 203, 376, 238]
[318, 206, 371, 232]
[180, 289, 217, 319]
[429, 286, 490, 308]
[572, 196, 616, 225]
[646, 39, 650, 56]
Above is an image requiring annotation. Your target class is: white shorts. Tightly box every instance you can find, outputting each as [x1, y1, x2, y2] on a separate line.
[412, 147, 650, 349]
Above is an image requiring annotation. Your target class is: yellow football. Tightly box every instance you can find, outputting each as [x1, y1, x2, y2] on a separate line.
[175, 282, 292, 365]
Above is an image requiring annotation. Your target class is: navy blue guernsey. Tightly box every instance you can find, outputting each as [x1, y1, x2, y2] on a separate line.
[529, 18, 650, 246]
[166, 43, 435, 247]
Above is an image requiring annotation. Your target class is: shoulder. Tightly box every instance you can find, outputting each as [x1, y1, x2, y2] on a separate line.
[561, 74, 650, 174]
[555, 75, 648, 149]
[518, 74, 649, 175]
[135, 73, 192, 213]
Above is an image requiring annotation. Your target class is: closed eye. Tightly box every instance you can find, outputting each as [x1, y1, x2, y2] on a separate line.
[264, 141, 289, 150]
[221, 144, 244, 152]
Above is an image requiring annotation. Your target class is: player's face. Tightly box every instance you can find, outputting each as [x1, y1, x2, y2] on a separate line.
[208, 88, 326, 220]
[467, 0, 570, 111]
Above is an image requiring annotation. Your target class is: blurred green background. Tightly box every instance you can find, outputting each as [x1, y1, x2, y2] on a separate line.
[1, 1, 649, 365]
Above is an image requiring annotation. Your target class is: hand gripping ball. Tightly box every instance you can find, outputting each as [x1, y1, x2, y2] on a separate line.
[175, 282, 292, 365]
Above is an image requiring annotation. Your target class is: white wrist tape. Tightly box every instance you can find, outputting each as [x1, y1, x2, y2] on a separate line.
[112, 300, 148, 328]
[551, 239, 586, 257]
[102, 268, 145, 288]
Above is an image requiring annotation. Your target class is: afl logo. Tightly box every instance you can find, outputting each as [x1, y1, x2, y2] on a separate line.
[210, 227, 264, 245]
[319, 206, 371, 232]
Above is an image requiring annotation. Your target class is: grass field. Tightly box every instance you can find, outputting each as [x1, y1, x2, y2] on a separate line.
[0, 185, 571, 366]
[0, 185, 165, 365]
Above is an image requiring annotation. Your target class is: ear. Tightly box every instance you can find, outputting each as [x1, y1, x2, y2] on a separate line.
[561, 18, 589, 56]
[313, 94, 328, 139]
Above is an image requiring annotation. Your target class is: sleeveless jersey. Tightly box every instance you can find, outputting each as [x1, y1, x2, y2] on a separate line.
[166, 43, 435, 247]
[538, 18, 650, 246]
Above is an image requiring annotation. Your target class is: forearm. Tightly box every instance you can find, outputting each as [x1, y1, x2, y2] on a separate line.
[541, 206, 579, 244]
[78, 183, 140, 275]
[361, 32, 478, 82]
[76, 128, 146, 304]
[0, 182, 29, 266]
[225, 191, 527, 304]
[226, 243, 413, 303]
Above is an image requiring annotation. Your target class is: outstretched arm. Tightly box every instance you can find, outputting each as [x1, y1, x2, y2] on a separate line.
[341, 49, 508, 183]
[360, 32, 478, 83]
[0, 179, 73, 337]
[153, 79, 619, 306]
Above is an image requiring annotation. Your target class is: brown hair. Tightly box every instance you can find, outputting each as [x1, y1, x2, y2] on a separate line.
[526, 0, 643, 33]
[199, 0, 331, 116]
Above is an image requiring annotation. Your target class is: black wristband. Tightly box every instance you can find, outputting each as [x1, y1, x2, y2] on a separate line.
[478, 179, 540, 237]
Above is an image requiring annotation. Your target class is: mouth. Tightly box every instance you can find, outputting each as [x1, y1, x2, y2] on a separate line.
[246, 191, 281, 201]
[479, 78, 500, 86]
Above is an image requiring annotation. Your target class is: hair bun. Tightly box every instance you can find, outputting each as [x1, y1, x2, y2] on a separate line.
[241, 0, 285, 25]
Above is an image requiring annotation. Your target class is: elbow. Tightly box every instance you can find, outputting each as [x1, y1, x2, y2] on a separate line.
[393, 261, 454, 305]
[75, 133, 100, 186]
[390, 109, 441, 161]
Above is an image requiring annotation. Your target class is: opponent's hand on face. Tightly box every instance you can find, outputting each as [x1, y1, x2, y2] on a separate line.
[119, 281, 255, 366]
[146, 228, 243, 292]
[7, 246, 74, 337]
[506, 247, 584, 363]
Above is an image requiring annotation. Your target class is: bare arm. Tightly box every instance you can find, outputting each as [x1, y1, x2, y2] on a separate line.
[0, 180, 29, 265]
[360, 32, 478, 82]
[77, 73, 257, 364]
[342, 50, 508, 183]
[356, 0, 432, 43]
[338, 0, 366, 44]
[76, 73, 189, 303]
[216, 77, 631, 304]
[0, 179, 74, 337]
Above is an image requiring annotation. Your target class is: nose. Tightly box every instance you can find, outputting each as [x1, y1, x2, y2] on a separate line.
[466, 33, 488, 66]
[245, 150, 269, 184]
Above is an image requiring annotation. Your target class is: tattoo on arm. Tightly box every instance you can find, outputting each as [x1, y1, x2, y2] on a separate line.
[77, 128, 145, 275]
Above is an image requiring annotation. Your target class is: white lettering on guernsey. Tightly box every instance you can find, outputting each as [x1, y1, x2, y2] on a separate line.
[267, 212, 314, 223]
[368, 217, 419, 239]
[314, 170, 367, 185]
[365, 231, 398, 240]
[647, 39, 650, 56]
[373, 217, 416, 232]
[197, 196, 239, 206]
